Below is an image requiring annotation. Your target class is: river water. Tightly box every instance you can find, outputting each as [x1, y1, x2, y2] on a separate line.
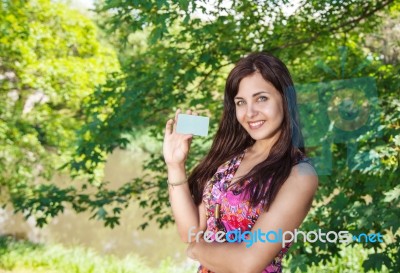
[0, 148, 194, 268]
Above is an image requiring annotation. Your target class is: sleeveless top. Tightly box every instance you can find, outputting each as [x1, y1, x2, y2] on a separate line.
[198, 149, 296, 273]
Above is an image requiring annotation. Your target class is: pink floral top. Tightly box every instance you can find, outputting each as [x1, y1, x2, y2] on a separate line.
[198, 150, 292, 273]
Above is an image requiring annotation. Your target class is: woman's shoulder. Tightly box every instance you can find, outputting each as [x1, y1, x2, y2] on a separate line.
[295, 152, 316, 172]
[286, 159, 319, 196]
[266, 163, 318, 214]
[293, 161, 318, 177]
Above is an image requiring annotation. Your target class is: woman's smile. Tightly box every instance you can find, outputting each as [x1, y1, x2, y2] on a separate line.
[248, 120, 266, 129]
[235, 72, 284, 142]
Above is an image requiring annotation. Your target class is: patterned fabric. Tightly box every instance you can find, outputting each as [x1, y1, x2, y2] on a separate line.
[198, 150, 292, 273]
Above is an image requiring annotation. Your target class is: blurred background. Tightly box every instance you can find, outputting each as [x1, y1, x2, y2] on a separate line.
[0, 0, 399, 272]
[0, 148, 191, 265]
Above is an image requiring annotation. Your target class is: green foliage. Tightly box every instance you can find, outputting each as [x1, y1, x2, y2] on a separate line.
[79, 1, 399, 272]
[286, 244, 390, 273]
[0, 0, 119, 223]
[2, 0, 399, 272]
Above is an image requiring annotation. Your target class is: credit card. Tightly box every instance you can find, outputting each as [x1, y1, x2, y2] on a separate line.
[176, 114, 209, 136]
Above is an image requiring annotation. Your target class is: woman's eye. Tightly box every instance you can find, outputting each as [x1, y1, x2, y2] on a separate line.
[236, 100, 245, 106]
[257, 96, 268, 102]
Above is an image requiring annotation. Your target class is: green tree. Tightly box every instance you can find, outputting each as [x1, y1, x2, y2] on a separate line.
[0, 0, 119, 225]
[83, 1, 398, 272]
[4, 0, 399, 272]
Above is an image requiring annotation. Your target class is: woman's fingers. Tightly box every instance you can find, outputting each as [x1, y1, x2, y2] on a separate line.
[183, 134, 193, 140]
[165, 119, 174, 136]
[174, 109, 181, 123]
[173, 109, 181, 133]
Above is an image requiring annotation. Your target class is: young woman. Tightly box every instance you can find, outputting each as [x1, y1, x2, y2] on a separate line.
[163, 52, 318, 273]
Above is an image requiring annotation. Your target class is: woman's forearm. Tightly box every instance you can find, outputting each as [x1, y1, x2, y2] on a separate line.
[189, 241, 258, 273]
[167, 164, 201, 242]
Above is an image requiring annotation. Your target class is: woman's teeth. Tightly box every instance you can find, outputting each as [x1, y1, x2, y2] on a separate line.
[248, 120, 265, 129]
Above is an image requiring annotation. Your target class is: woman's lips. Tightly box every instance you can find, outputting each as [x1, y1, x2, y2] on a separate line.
[248, 120, 265, 129]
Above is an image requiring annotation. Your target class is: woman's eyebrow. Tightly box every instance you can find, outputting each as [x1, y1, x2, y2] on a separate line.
[234, 91, 270, 100]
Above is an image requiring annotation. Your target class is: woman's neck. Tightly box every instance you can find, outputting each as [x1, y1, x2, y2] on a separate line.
[247, 141, 271, 159]
[247, 131, 281, 159]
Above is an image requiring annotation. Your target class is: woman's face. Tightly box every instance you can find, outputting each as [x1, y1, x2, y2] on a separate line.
[234, 72, 284, 141]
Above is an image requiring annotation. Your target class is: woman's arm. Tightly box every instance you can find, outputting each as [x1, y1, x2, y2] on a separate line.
[163, 109, 207, 242]
[187, 162, 319, 273]
[167, 165, 207, 242]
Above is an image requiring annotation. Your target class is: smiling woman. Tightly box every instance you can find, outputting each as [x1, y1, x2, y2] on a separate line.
[163, 52, 318, 273]
[234, 73, 284, 145]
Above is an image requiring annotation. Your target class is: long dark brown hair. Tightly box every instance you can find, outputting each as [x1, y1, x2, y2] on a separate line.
[188, 52, 307, 211]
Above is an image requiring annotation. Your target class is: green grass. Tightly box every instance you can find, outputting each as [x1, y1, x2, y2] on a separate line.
[0, 236, 390, 273]
[0, 236, 197, 273]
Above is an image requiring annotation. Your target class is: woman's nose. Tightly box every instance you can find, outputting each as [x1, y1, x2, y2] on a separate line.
[246, 104, 258, 118]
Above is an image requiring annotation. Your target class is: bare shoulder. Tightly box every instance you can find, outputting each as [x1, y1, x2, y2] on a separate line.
[284, 162, 319, 195]
[261, 161, 319, 230]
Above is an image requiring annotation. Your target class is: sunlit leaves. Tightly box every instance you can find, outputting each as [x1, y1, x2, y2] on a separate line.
[0, 0, 119, 226]
[2, 0, 399, 272]
[75, 1, 400, 272]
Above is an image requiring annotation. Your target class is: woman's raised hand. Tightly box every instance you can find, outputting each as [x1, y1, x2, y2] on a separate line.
[163, 109, 196, 167]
